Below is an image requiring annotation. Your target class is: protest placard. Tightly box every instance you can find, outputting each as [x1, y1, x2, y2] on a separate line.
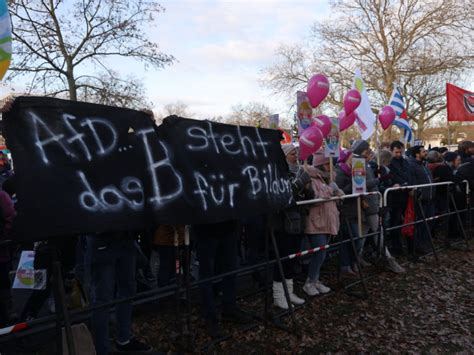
[352, 157, 367, 194]
[4, 97, 294, 239]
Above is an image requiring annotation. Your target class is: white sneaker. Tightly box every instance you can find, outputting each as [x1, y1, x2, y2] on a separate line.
[303, 282, 320, 296]
[314, 281, 331, 294]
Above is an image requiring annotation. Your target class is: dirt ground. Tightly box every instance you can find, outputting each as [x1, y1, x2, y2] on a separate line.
[136, 244, 474, 354]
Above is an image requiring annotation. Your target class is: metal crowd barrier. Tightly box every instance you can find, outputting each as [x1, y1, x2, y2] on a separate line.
[0, 182, 471, 352]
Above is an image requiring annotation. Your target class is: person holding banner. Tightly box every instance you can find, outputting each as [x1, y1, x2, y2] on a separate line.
[87, 231, 152, 355]
[303, 151, 343, 296]
[272, 143, 311, 309]
[194, 220, 253, 338]
[350, 140, 378, 269]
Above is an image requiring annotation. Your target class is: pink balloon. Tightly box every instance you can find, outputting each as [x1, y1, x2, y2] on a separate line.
[378, 105, 396, 130]
[343, 89, 362, 115]
[306, 74, 330, 108]
[299, 126, 324, 161]
[340, 111, 358, 132]
[311, 115, 331, 137]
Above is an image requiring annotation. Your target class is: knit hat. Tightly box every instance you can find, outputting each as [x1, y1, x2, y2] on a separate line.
[444, 152, 459, 163]
[338, 149, 352, 163]
[312, 151, 329, 167]
[351, 139, 370, 155]
[281, 143, 296, 157]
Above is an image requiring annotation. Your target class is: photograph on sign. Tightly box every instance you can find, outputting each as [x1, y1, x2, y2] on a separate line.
[352, 157, 367, 194]
[296, 91, 313, 136]
[324, 117, 340, 158]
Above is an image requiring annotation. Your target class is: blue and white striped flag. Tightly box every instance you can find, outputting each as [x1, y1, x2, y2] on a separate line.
[389, 85, 414, 145]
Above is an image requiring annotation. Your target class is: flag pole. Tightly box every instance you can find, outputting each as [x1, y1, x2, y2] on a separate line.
[375, 113, 381, 171]
[447, 123, 451, 147]
[329, 157, 334, 183]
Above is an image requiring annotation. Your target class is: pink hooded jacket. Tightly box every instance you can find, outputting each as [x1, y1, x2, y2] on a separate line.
[305, 167, 340, 236]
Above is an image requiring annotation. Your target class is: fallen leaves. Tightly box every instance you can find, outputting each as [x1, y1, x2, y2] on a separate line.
[134, 238, 474, 353]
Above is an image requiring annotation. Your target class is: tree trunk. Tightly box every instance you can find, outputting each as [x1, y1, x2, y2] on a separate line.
[415, 119, 424, 140]
[66, 66, 77, 101]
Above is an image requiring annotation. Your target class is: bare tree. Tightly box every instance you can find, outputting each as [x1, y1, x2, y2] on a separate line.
[227, 101, 277, 127]
[78, 71, 152, 109]
[263, 0, 473, 138]
[162, 101, 193, 117]
[8, 0, 174, 105]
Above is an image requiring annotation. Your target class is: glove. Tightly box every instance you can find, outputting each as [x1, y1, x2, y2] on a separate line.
[299, 171, 311, 187]
[329, 182, 344, 197]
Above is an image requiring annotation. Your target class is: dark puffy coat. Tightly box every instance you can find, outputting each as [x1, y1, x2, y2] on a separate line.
[361, 158, 380, 216]
[388, 157, 411, 207]
[407, 157, 435, 202]
[335, 165, 358, 222]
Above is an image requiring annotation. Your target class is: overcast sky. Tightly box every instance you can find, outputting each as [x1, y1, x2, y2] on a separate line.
[3, 0, 471, 121]
[143, 0, 329, 118]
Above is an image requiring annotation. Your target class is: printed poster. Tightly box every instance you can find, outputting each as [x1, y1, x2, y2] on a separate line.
[13, 251, 47, 290]
[324, 117, 340, 158]
[296, 91, 313, 136]
[268, 114, 279, 129]
[352, 158, 366, 194]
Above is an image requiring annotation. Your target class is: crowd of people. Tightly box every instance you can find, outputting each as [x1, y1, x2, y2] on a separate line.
[0, 137, 472, 354]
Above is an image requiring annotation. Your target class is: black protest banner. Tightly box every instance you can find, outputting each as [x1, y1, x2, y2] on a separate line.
[150, 116, 293, 224]
[3, 96, 153, 239]
[3, 97, 293, 240]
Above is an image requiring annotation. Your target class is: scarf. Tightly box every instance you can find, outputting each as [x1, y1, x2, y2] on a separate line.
[339, 162, 351, 177]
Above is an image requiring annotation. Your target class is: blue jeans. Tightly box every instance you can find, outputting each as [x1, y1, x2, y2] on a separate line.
[87, 236, 136, 355]
[306, 234, 328, 282]
[195, 223, 238, 320]
[339, 222, 361, 270]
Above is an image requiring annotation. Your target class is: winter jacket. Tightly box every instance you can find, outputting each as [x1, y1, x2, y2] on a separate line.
[388, 157, 411, 207]
[369, 162, 394, 195]
[407, 157, 435, 202]
[272, 164, 314, 232]
[362, 158, 380, 216]
[455, 162, 474, 208]
[433, 162, 461, 210]
[305, 167, 340, 236]
[459, 151, 474, 165]
[335, 165, 358, 222]
[427, 162, 443, 180]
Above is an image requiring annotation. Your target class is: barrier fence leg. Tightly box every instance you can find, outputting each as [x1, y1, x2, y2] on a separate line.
[269, 228, 299, 334]
[344, 219, 368, 299]
[378, 210, 387, 269]
[183, 227, 194, 349]
[52, 261, 76, 355]
[449, 192, 469, 248]
[172, 229, 183, 349]
[415, 196, 439, 264]
[445, 187, 451, 248]
[264, 223, 270, 326]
